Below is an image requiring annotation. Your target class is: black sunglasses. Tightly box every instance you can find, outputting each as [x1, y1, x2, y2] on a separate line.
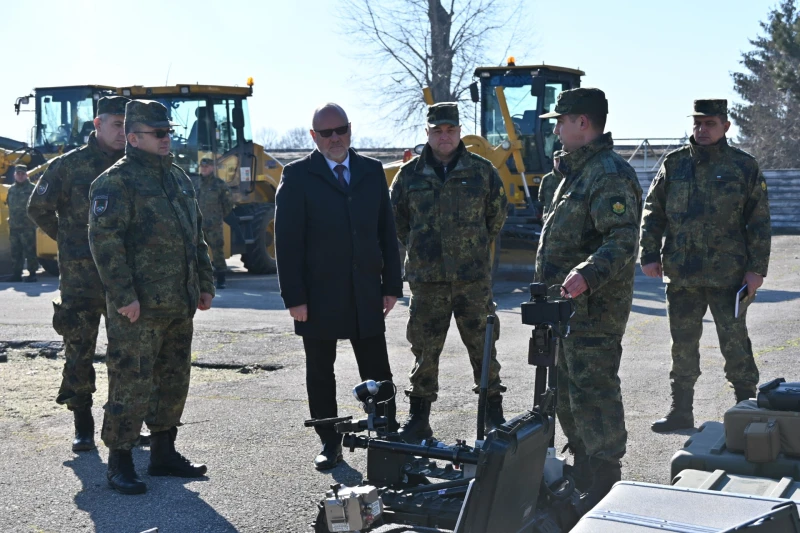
[314, 123, 350, 138]
[133, 129, 174, 139]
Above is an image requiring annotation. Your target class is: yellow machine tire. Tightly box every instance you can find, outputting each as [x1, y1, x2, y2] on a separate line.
[241, 203, 277, 275]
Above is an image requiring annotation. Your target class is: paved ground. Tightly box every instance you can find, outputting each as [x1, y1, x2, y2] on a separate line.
[1, 236, 799, 533]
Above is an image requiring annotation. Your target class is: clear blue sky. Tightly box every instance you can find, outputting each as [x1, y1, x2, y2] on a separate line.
[0, 0, 774, 148]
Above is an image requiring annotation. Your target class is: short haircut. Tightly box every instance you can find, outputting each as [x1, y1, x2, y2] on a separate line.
[312, 103, 348, 129]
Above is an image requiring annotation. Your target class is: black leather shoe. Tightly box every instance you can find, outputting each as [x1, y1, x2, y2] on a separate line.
[107, 449, 147, 495]
[72, 406, 96, 452]
[314, 442, 343, 471]
[23, 274, 38, 283]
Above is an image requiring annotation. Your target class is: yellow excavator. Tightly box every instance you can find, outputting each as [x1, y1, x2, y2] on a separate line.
[384, 59, 585, 274]
[5, 80, 282, 276]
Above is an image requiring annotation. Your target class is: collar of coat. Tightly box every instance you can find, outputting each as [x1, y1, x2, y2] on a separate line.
[413, 141, 470, 179]
[688, 135, 729, 163]
[125, 144, 175, 175]
[553, 132, 614, 177]
[86, 131, 125, 161]
[308, 148, 366, 191]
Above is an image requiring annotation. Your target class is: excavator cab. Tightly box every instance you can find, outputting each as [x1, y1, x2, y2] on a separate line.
[472, 63, 584, 208]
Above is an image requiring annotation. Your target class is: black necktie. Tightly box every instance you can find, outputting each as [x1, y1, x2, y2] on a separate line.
[334, 164, 348, 189]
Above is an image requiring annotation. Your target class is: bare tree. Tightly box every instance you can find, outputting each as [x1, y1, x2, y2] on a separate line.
[276, 127, 315, 150]
[341, 0, 533, 134]
[254, 127, 279, 149]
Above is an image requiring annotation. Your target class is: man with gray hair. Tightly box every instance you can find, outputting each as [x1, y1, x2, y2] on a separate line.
[28, 95, 130, 452]
[275, 103, 403, 470]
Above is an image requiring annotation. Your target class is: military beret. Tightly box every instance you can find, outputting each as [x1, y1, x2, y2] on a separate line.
[427, 102, 460, 127]
[14, 164, 27, 172]
[125, 99, 177, 129]
[540, 87, 608, 118]
[689, 99, 727, 117]
[96, 96, 130, 117]
[200, 157, 214, 165]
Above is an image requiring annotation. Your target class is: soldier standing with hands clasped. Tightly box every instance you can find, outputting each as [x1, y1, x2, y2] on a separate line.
[5, 165, 38, 282]
[641, 99, 771, 433]
[192, 157, 234, 289]
[28, 96, 130, 452]
[89, 100, 215, 494]
[390, 103, 508, 444]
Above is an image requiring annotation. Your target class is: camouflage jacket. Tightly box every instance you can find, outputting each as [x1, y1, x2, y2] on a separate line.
[28, 132, 123, 298]
[390, 142, 508, 282]
[6, 180, 35, 230]
[191, 173, 234, 229]
[535, 133, 642, 336]
[538, 170, 561, 222]
[88, 146, 215, 318]
[639, 137, 771, 288]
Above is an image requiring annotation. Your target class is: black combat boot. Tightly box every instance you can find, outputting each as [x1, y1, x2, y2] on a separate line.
[651, 382, 694, 433]
[148, 426, 207, 477]
[71, 406, 96, 452]
[734, 385, 757, 404]
[564, 444, 592, 492]
[215, 271, 226, 289]
[107, 449, 147, 494]
[484, 396, 506, 433]
[577, 459, 621, 514]
[398, 397, 433, 444]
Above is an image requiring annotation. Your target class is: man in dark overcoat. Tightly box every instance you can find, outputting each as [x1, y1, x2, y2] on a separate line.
[274, 103, 403, 470]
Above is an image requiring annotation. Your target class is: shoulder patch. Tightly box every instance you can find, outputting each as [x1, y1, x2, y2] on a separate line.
[36, 179, 49, 195]
[610, 196, 626, 216]
[761, 180, 767, 191]
[92, 195, 110, 216]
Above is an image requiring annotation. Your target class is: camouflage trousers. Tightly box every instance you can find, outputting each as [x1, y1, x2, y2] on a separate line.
[405, 280, 505, 401]
[666, 285, 759, 389]
[53, 296, 106, 410]
[204, 225, 226, 272]
[9, 227, 38, 275]
[101, 312, 193, 450]
[557, 334, 627, 462]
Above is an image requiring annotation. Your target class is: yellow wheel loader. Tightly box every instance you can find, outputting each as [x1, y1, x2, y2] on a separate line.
[385, 60, 584, 275]
[8, 80, 282, 276]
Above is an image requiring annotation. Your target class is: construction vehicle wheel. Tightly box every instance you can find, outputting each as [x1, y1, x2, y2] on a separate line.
[242, 203, 277, 275]
[39, 259, 59, 277]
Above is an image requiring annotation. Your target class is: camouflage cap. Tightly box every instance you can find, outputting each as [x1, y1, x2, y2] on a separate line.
[427, 102, 460, 127]
[200, 157, 214, 165]
[14, 164, 27, 172]
[96, 96, 130, 117]
[125, 99, 177, 129]
[540, 87, 608, 118]
[690, 99, 728, 117]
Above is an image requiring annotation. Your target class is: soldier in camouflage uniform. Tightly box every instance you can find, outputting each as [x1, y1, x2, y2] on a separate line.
[390, 103, 508, 443]
[535, 88, 642, 508]
[89, 100, 215, 494]
[538, 169, 561, 222]
[192, 157, 233, 289]
[5, 165, 38, 282]
[28, 96, 129, 452]
[641, 100, 771, 433]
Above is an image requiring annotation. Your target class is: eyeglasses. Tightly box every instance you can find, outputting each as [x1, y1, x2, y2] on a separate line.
[133, 129, 174, 139]
[314, 123, 350, 138]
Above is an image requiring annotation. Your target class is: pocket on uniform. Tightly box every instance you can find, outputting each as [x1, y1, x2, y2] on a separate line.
[666, 181, 689, 214]
[457, 185, 483, 224]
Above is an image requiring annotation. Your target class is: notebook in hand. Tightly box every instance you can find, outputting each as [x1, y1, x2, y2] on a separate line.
[735, 284, 755, 319]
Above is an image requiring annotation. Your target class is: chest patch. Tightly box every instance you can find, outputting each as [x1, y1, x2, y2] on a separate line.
[36, 180, 49, 195]
[92, 195, 109, 216]
[610, 196, 626, 216]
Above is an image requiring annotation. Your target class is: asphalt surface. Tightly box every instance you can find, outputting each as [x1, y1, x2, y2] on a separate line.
[1, 236, 799, 533]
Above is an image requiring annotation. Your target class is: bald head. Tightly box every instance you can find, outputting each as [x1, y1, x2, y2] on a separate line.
[312, 103, 348, 130]
[310, 103, 351, 163]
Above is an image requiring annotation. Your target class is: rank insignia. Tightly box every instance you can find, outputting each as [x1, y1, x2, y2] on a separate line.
[761, 181, 767, 191]
[611, 197, 626, 215]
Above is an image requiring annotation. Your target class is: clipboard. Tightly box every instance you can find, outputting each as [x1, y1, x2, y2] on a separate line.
[735, 284, 755, 319]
